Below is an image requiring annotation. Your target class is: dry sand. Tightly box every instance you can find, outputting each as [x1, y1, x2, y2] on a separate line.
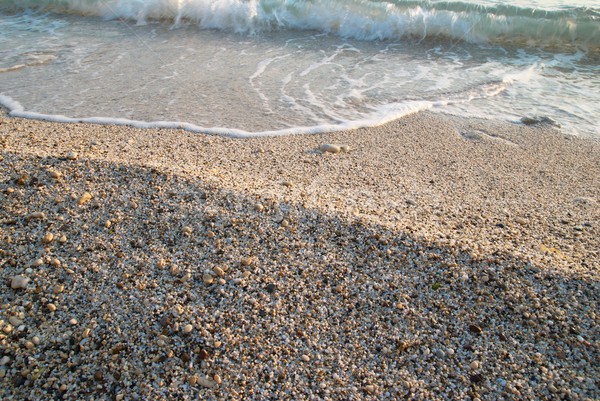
[0, 109, 598, 400]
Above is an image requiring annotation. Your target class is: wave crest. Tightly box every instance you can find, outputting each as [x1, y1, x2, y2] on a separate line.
[2, 0, 599, 47]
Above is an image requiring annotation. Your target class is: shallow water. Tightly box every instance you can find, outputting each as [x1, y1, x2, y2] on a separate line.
[0, 1, 598, 137]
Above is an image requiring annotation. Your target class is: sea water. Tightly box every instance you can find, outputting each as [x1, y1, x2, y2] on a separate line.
[0, 0, 598, 137]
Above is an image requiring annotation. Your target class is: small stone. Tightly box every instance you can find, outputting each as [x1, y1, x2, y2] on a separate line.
[241, 256, 253, 266]
[46, 303, 57, 312]
[300, 354, 310, 362]
[11, 275, 30, 289]
[0, 356, 10, 365]
[265, 283, 277, 293]
[25, 341, 34, 350]
[281, 181, 293, 188]
[27, 212, 46, 220]
[254, 203, 264, 212]
[470, 373, 484, 384]
[8, 316, 23, 326]
[363, 385, 376, 394]
[182, 324, 193, 334]
[53, 284, 65, 294]
[32, 336, 40, 345]
[77, 192, 92, 205]
[198, 349, 209, 360]
[213, 266, 225, 276]
[31, 258, 44, 267]
[469, 324, 483, 334]
[69, 318, 78, 325]
[515, 217, 528, 225]
[59, 235, 67, 243]
[213, 374, 222, 385]
[182, 226, 193, 235]
[51, 258, 61, 267]
[197, 375, 216, 389]
[105, 220, 112, 228]
[2, 325, 12, 334]
[42, 233, 54, 244]
[339, 144, 351, 153]
[16, 173, 29, 185]
[188, 375, 198, 386]
[48, 170, 62, 179]
[319, 144, 341, 154]
[470, 360, 481, 370]
[203, 273, 215, 285]
[66, 151, 78, 160]
[94, 371, 103, 381]
[180, 272, 192, 283]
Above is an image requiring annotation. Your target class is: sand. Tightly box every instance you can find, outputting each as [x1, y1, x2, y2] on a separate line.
[0, 109, 598, 400]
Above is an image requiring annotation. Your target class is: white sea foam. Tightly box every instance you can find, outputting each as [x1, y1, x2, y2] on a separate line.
[0, 1, 598, 137]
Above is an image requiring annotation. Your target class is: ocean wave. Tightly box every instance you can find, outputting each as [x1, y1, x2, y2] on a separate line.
[2, 0, 599, 47]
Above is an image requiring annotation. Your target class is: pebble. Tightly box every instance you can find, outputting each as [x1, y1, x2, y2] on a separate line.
[197, 375, 216, 389]
[213, 266, 225, 276]
[214, 374, 222, 385]
[515, 217, 528, 225]
[254, 203, 264, 212]
[202, 273, 215, 284]
[320, 144, 341, 154]
[77, 192, 93, 205]
[241, 256, 254, 266]
[66, 151, 78, 160]
[470, 360, 481, 370]
[364, 385, 376, 394]
[28, 212, 46, 220]
[183, 324, 194, 334]
[59, 235, 67, 243]
[10, 275, 30, 289]
[8, 316, 23, 326]
[48, 170, 62, 179]
[301, 354, 310, 362]
[182, 226, 193, 234]
[53, 284, 65, 294]
[42, 233, 54, 243]
[47, 303, 57, 312]
[32, 258, 44, 267]
[51, 258, 61, 267]
[69, 318, 78, 325]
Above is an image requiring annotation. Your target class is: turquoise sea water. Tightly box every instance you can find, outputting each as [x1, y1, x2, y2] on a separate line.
[0, 0, 598, 137]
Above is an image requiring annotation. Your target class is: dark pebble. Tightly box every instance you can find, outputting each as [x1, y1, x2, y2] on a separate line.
[198, 349, 209, 361]
[469, 324, 483, 335]
[266, 283, 277, 293]
[470, 373, 484, 384]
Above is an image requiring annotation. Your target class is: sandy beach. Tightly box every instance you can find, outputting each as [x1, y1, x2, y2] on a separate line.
[1, 109, 598, 400]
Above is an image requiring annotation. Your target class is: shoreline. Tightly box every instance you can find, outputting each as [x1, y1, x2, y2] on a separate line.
[1, 110, 598, 400]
